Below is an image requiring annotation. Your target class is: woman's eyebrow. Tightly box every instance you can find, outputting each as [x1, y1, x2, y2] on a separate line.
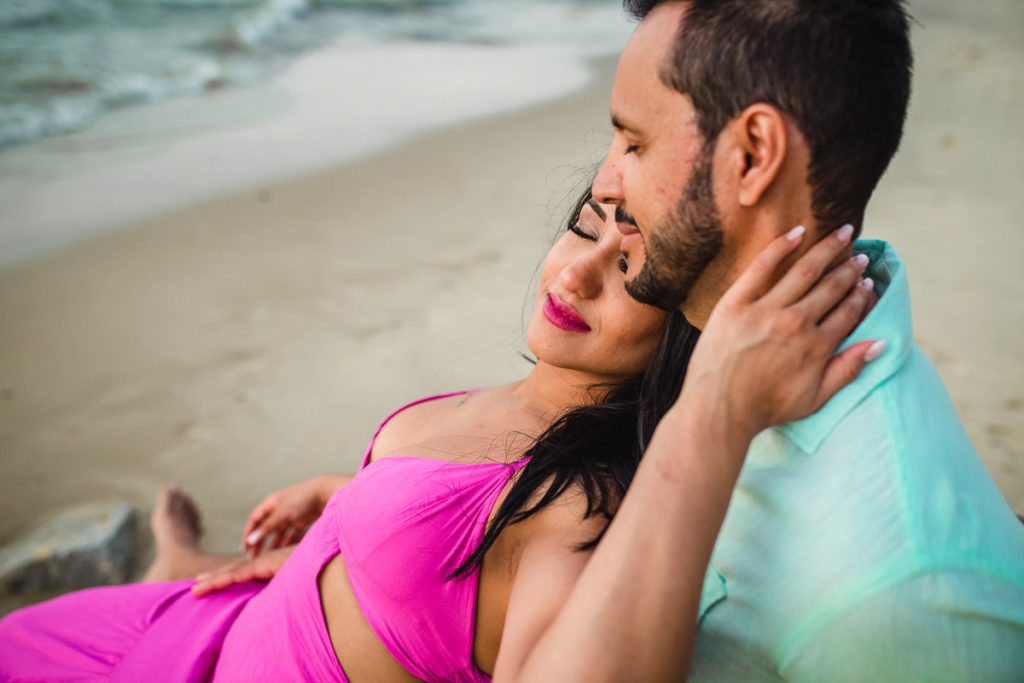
[585, 199, 607, 221]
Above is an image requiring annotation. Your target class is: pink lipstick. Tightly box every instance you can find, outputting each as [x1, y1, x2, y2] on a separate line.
[543, 293, 591, 333]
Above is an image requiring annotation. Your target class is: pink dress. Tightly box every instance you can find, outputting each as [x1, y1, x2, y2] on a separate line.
[0, 391, 525, 682]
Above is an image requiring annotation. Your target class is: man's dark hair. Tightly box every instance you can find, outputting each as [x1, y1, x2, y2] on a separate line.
[625, 0, 913, 233]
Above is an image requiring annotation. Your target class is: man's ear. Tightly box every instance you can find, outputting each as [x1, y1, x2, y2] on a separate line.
[722, 104, 789, 207]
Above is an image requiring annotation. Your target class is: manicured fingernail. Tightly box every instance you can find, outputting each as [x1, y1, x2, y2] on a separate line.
[786, 225, 806, 242]
[246, 531, 261, 545]
[864, 340, 887, 362]
[859, 277, 875, 292]
[852, 253, 869, 269]
[836, 224, 854, 243]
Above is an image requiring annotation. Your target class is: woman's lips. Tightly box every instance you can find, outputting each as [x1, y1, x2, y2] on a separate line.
[543, 293, 591, 333]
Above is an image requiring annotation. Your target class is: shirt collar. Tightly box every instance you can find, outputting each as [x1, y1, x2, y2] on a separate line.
[778, 240, 914, 453]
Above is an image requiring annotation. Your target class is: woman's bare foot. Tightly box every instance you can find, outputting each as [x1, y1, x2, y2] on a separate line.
[142, 485, 238, 582]
[154, 484, 203, 550]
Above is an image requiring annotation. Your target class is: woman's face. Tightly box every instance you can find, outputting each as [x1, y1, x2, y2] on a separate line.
[527, 198, 669, 381]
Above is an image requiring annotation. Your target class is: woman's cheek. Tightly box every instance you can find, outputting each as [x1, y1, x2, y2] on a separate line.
[625, 309, 668, 363]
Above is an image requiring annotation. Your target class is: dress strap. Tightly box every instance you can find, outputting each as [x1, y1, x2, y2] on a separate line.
[509, 455, 532, 472]
[358, 390, 476, 470]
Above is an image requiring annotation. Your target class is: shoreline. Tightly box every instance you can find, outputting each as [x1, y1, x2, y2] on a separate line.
[0, 41, 620, 270]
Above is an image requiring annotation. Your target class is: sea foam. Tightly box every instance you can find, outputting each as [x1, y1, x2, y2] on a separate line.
[0, 2, 632, 267]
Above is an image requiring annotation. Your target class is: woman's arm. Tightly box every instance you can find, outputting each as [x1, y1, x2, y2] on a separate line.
[242, 473, 354, 556]
[191, 545, 297, 596]
[500, 401, 754, 682]
[492, 405, 746, 682]
[194, 474, 356, 596]
[497, 226, 880, 682]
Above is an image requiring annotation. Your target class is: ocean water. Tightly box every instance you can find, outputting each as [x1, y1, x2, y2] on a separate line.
[0, 0, 632, 151]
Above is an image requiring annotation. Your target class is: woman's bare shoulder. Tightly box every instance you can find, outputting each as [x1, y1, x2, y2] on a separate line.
[369, 388, 491, 460]
[514, 479, 610, 551]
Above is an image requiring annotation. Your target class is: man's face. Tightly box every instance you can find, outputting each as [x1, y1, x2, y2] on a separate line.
[593, 2, 724, 313]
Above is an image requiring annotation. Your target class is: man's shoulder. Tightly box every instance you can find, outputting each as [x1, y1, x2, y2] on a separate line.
[843, 341, 968, 456]
[758, 340, 965, 470]
[740, 340, 1021, 574]
[812, 343, 1023, 571]
[712, 328, 1024, 678]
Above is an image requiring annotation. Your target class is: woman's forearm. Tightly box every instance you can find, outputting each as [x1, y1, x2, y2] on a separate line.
[315, 474, 354, 506]
[515, 397, 753, 683]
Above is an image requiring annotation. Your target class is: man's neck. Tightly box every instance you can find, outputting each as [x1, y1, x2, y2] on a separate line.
[680, 215, 852, 330]
[679, 287, 716, 331]
[678, 236, 747, 330]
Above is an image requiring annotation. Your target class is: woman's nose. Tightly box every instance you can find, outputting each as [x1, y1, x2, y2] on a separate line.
[559, 251, 605, 300]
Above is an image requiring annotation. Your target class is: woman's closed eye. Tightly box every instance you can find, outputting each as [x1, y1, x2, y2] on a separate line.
[568, 223, 598, 241]
[569, 222, 629, 274]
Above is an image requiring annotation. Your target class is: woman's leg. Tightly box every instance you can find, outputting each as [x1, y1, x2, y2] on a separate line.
[141, 486, 241, 582]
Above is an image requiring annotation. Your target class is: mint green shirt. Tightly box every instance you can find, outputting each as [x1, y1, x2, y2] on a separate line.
[692, 240, 1024, 682]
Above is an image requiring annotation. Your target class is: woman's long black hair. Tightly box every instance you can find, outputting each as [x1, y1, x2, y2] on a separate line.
[451, 186, 700, 578]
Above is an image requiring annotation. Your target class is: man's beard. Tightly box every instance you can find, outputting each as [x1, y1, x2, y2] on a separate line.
[625, 147, 724, 311]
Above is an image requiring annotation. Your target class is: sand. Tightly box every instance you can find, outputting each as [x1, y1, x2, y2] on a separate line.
[0, 0, 1021, 612]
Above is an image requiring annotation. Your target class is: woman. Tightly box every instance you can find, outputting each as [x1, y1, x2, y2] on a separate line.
[0, 188, 875, 682]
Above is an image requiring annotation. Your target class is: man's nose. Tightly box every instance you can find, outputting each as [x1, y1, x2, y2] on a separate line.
[592, 154, 623, 206]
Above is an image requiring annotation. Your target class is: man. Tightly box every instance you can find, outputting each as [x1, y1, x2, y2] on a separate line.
[583, 0, 1024, 680]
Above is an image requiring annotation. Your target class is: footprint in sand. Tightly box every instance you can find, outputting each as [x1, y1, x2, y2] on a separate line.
[217, 347, 271, 381]
[916, 338, 963, 372]
[962, 44, 984, 66]
[178, 418, 219, 442]
[351, 319, 404, 341]
[985, 422, 1024, 455]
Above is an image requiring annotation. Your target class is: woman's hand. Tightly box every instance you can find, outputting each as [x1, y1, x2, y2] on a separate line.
[191, 546, 295, 596]
[680, 224, 881, 441]
[241, 474, 351, 557]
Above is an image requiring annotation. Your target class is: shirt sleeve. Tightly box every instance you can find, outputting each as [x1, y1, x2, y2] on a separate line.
[780, 568, 1024, 683]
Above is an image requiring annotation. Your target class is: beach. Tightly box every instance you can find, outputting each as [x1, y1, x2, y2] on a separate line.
[0, 0, 1021, 612]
